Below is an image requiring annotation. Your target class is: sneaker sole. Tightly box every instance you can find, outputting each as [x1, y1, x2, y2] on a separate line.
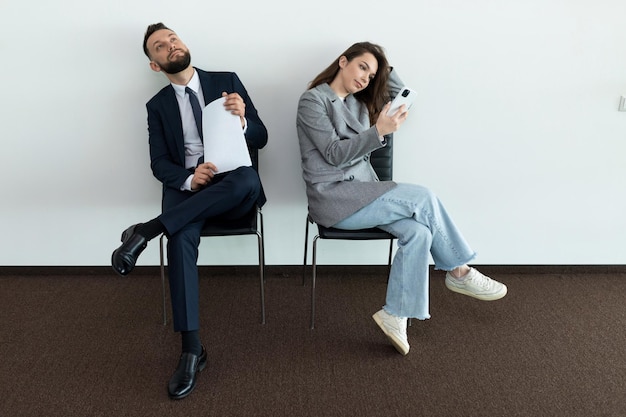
[445, 280, 508, 301]
[372, 312, 410, 356]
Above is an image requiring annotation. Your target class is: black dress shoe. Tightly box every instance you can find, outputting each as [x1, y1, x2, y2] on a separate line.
[111, 224, 147, 276]
[168, 346, 208, 400]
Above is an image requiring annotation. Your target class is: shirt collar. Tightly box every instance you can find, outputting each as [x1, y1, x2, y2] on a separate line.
[171, 69, 201, 98]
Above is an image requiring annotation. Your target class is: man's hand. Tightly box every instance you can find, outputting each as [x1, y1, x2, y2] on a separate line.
[191, 162, 218, 190]
[222, 91, 246, 128]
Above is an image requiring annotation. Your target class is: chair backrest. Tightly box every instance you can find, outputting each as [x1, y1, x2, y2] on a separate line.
[369, 134, 393, 181]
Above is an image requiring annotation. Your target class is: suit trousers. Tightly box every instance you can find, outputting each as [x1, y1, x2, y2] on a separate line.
[159, 166, 261, 332]
[332, 183, 477, 320]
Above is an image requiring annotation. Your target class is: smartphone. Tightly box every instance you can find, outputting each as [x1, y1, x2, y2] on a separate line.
[387, 87, 416, 116]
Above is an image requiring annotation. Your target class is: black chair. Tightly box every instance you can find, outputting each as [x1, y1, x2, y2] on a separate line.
[159, 149, 265, 326]
[303, 135, 395, 329]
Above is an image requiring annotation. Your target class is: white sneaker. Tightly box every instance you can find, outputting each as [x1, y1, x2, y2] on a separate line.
[445, 268, 507, 301]
[372, 309, 409, 355]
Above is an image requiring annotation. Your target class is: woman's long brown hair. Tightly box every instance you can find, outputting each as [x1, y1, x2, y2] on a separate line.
[309, 42, 391, 125]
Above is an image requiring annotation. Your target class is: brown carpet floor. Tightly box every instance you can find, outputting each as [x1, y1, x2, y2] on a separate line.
[0, 266, 625, 417]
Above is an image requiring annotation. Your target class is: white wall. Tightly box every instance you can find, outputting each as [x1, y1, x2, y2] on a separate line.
[1, 0, 625, 266]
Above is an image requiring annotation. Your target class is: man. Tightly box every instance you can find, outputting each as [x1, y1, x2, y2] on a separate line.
[111, 23, 268, 400]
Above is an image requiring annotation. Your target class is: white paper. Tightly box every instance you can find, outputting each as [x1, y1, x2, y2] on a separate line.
[202, 97, 251, 173]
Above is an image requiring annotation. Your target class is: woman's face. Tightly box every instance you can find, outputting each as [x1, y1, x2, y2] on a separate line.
[331, 52, 378, 97]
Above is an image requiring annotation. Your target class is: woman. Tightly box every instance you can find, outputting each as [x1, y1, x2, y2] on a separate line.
[296, 42, 507, 356]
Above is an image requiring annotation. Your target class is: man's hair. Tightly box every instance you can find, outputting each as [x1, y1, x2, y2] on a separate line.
[143, 22, 171, 58]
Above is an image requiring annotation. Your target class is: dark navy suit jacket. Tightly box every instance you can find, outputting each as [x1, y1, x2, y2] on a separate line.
[146, 68, 268, 207]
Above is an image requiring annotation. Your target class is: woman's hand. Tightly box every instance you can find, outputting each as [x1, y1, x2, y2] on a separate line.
[375, 101, 409, 137]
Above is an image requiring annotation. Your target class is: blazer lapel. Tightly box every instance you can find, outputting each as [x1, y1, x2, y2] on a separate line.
[342, 94, 369, 132]
[319, 84, 367, 134]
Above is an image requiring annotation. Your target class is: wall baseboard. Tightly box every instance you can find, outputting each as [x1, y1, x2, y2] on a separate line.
[1, 264, 625, 277]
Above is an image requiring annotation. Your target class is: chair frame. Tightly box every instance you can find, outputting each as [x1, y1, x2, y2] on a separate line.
[159, 207, 266, 326]
[303, 218, 393, 329]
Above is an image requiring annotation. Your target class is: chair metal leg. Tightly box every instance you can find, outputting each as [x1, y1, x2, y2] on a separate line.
[387, 239, 394, 275]
[257, 209, 266, 325]
[310, 235, 395, 330]
[310, 235, 320, 330]
[302, 216, 310, 285]
[256, 232, 265, 325]
[159, 234, 167, 326]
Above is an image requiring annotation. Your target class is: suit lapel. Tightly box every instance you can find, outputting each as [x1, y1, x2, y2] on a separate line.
[197, 69, 220, 105]
[197, 69, 209, 103]
[160, 86, 186, 165]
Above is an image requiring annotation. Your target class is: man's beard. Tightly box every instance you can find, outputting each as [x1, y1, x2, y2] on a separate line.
[159, 50, 192, 74]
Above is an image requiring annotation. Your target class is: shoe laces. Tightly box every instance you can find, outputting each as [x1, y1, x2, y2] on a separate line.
[465, 268, 492, 289]
[391, 316, 408, 336]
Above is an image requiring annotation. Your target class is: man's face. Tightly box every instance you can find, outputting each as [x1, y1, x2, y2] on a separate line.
[146, 29, 191, 74]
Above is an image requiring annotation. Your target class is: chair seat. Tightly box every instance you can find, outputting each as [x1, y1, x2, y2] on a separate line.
[201, 207, 258, 236]
[317, 225, 394, 240]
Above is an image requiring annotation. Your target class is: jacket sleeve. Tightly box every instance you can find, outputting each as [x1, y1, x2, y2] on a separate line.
[297, 91, 383, 168]
[230, 73, 268, 151]
[388, 68, 405, 100]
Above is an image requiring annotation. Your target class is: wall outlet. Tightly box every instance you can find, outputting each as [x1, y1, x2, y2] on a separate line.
[620, 96, 626, 111]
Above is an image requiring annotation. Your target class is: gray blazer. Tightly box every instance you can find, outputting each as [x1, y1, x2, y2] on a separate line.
[297, 70, 404, 227]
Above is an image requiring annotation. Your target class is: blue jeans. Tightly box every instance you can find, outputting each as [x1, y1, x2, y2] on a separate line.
[333, 183, 476, 320]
